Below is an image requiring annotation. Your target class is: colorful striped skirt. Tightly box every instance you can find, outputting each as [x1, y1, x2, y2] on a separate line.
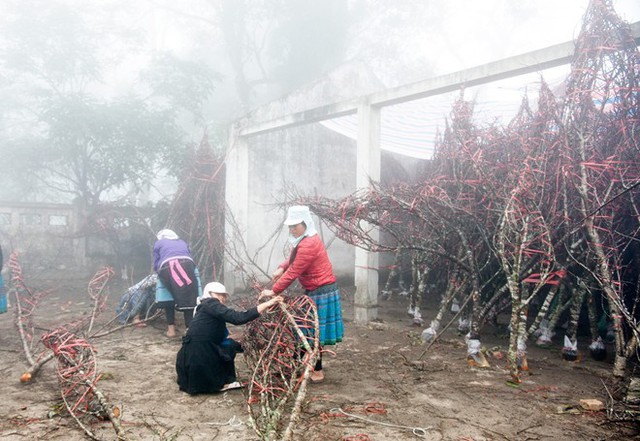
[306, 283, 344, 346]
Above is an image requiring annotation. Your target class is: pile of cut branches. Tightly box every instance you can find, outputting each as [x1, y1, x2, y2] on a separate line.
[8, 252, 145, 439]
[283, 0, 640, 386]
[164, 133, 226, 282]
[243, 295, 319, 441]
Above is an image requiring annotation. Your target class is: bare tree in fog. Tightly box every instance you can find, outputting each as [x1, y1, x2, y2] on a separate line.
[0, 0, 219, 207]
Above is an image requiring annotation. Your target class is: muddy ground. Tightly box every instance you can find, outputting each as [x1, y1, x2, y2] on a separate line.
[0, 277, 637, 441]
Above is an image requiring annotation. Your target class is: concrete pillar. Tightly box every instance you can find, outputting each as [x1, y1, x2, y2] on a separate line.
[223, 129, 249, 294]
[354, 101, 381, 323]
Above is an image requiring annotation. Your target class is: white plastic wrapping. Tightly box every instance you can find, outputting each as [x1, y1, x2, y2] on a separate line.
[421, 319, 440, 343]
[457, 317, 470, 333]
[589, 336, 607, 361]
[563, 335, 578, 351]
[412, 309, 424, 326]
[517, 337, 527, 356]
[589, 336, 605, 351]
[467, 338, 481, 356]
[535, 319, 554, 346]
[562, 335, 578, 361]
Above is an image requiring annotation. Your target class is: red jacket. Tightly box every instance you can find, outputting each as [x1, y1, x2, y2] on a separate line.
[272, 234, 336, 294]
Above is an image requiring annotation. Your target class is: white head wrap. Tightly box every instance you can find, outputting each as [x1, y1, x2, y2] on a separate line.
[196, 282, 228, 308]
[283, 205, 318, 239]
[156, 229, 179, 240]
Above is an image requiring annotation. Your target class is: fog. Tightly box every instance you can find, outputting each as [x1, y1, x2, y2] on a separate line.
[0, 0, 638, 204]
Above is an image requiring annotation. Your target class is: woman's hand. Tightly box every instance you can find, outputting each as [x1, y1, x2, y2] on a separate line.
[259, 289, 275, 300]
[258, 295, 283, 314]
[267, 295, 283, 306]
[271, 267, 284, 282]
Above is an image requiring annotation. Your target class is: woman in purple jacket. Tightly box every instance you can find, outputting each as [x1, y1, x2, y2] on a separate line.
[154, 229, 199, 337]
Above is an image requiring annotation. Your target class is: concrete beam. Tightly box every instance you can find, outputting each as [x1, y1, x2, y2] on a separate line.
[235, 20, 639, 135]
[238, 100, 359, 138]
[373, 20, 640, 107]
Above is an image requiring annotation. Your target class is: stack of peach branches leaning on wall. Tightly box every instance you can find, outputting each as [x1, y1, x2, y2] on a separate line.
[242, 284, 319, 441]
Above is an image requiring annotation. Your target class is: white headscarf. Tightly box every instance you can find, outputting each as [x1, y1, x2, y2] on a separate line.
[283, 205, 318, 245]
[156, 229, 179, 240]
[195, 282, 228, 311]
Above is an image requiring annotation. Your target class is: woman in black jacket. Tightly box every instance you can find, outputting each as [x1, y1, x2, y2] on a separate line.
[176, 282, 282, 394]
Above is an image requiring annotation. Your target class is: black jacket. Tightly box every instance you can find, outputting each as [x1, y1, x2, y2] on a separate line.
[175, 298, 259, 394]
[187, 298, 259, 342]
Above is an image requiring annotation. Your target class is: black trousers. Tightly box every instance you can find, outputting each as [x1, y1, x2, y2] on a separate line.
[157, 300, 194, 327]
[300, 346, 323, 371]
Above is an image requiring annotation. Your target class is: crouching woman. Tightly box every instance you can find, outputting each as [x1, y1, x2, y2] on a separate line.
[176, 282, 282, 394]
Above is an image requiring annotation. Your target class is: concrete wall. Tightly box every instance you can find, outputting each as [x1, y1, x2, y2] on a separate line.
[0, 201, 81, 278]
[0, 201, 155, 281]
[245, 124, 357, 283]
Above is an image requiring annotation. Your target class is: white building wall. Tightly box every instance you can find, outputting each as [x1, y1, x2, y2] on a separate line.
[243, 124, 356, 285]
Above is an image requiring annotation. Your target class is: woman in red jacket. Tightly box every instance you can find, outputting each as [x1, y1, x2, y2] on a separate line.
[261, 205, 344, 383]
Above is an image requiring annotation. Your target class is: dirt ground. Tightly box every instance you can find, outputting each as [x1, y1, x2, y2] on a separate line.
[0, 277, 637, 441]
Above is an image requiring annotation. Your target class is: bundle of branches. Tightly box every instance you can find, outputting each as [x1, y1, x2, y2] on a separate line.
[243, 295, 319, 441]
[42, 328, 126, 440]
[9, 251, 51, 377]
[165, 133, 226, 282]
[86, 266, 115, 333]
[11, 253, 116, 381]
[8, 254, 131, 438]
[282, 0, 640, 384]
[558, 0, 640, 378]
